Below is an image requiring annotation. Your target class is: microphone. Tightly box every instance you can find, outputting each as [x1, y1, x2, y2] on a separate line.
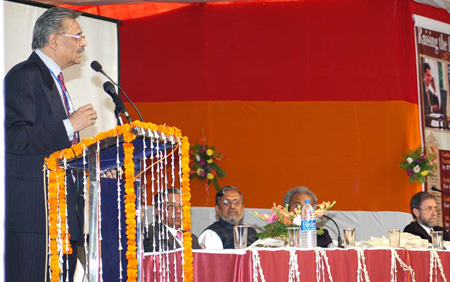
[431, 186, 450, 196]
[103, 81, 133, 123]
[91, 60, 144, 121]
[323, 214, 343, 248]
[90, 60, 103, 73]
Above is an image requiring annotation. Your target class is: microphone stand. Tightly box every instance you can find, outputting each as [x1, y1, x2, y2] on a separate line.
[91, 61, 144, 122]
[323, 214, 344, 248]
[114, 106, 124, 126]
[431, 186, 450, 196]
[431, 187, 450, 219]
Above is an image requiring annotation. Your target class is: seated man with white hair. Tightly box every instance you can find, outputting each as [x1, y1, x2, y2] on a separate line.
[283, 186, 333, 247]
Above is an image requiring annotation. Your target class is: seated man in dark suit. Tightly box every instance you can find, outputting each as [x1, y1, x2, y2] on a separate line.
[199, 186, 258, 249]
[403, 191, 450, 242]
[283, 186, 333, 247]
[143, 188, 201, 251]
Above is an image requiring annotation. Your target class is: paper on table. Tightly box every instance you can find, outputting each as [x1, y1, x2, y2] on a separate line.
[358, 233, 430, 249]
[249, 238, 285, 248]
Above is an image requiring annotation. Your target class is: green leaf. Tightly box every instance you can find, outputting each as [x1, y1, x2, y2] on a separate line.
[212, 177, 221, 191]
[212, 163, 227, 178]
[317, 228, 324, 236]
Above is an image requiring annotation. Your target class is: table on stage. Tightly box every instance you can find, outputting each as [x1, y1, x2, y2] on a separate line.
[142, 247, 449, 281]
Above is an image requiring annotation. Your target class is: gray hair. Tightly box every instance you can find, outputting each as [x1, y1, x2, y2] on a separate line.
[283, 186, 318, 208]
[215, 185, 244, 206]
[32, 7, 81, 50]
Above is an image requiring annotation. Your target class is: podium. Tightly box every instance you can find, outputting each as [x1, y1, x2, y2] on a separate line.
[44, 122, 193, 282]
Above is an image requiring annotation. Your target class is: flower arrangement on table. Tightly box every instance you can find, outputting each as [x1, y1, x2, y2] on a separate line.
[249, 201, 336, 242]
[189, 135, 226, 201]
[400, 146, 436, 184]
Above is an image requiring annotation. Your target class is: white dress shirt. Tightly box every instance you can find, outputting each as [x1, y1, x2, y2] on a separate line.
[419, 223, 432, 236]
[198, 229, 224, 249]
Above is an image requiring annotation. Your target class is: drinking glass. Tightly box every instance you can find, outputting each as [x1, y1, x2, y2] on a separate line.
[343, 227, 356, 247]
[233, 225, 249, 249]
[388, 229, 401, 247]
[287, 227, 301, 247]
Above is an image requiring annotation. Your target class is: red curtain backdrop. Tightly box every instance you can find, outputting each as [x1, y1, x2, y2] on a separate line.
[113, 0, 450, 210]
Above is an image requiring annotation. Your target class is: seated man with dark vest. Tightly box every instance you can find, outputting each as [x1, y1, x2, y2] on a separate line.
[199, 186, 258, 249]
[283, 186, 333, 247]
[403, 191, 450, 242]
[143, 188, 201, 252]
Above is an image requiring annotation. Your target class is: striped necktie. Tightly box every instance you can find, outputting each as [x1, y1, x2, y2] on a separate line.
[57, 72, 79, 144]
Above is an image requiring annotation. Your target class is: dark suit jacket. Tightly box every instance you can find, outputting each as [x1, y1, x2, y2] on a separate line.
[317, 228, 333, 247]
[403, 221, 450, 243]
[143, 224, 201, 252]
[423, 82, 440, 114]
[423, 82, 440, 127]
[5, 52, 82, 281]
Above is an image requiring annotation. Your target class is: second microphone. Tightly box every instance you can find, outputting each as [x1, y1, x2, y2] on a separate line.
[103, 81, 133, 123]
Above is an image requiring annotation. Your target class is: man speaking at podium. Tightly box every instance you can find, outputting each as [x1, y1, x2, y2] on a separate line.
[4, 7, 97, 282]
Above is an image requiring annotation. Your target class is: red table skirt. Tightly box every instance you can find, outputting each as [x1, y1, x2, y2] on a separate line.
[143, 248, 450, 281]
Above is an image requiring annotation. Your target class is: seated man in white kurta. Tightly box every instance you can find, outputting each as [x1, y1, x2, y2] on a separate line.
[198, 186, 258, 249]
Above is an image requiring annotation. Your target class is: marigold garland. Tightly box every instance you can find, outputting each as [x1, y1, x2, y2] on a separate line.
[181, 136, 193, 281]
[123, 139, 138, 282]
[47, 168, 60, 282]
[44, 121, 192, 282]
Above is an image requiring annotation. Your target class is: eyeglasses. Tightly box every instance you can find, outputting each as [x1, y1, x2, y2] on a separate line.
[419, 207, 441, 214]
[62, 33, 86, 41]
[165, 203, 182, 210]
[222, 199, 242, 207]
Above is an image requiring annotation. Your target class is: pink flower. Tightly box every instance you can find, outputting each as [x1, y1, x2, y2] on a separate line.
[267, 213, 277, 223]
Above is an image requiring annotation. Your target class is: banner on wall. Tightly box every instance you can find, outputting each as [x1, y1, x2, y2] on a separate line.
[414, 15, 450, 229]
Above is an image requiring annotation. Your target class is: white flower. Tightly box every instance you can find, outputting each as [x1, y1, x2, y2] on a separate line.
[293, 214, 302, 226]
[413, 165, 421, 173]
[195, 154, 200, 161]
[407, 157, 413, 164]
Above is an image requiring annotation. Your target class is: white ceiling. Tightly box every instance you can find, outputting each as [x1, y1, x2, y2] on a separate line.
[414, 0, 450, 12]
[23, 0, 450, 10]
[29, 0, 217, 4]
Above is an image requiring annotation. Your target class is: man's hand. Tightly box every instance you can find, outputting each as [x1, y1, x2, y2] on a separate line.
[69, 104, 97, 132]
[430, 77, 436, 93]
[101, 168, 120, 179]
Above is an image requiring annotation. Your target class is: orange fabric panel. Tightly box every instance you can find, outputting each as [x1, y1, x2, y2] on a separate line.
[128, 101, 421, 211]
[60, 3, 191, 20]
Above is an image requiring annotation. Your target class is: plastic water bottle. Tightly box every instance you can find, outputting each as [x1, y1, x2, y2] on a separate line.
[301, 199, 317, 248]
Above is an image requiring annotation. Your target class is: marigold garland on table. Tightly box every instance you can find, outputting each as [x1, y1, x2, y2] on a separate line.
[44, 121, 193, 282]
[400, 146, 436, 184]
